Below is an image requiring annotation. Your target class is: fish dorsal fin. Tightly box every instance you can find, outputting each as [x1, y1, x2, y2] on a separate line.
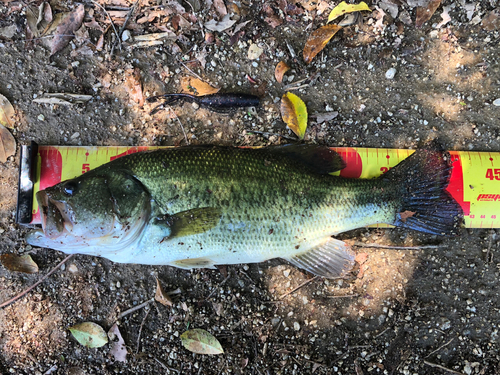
[283, 238, 355, 278]
[269, 144, 346, 174]
[155, 207, 222, 238]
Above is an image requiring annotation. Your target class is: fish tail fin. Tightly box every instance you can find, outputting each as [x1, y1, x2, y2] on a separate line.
[383, 140, 463, 235]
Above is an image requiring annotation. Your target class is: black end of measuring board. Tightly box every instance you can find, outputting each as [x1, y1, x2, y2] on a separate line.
[16, 141, 38, 225]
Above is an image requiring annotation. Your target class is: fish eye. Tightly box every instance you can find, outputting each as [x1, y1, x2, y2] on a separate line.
[63, 181, 78, 196]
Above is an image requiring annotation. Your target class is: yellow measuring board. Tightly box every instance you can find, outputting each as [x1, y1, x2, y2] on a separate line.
[22, 145, 500, 228]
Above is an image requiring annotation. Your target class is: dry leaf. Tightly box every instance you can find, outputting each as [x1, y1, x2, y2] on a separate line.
[0, 124, 16, 163]
[213, 0, 227, 16]
[124, 68, 144, 106]
[0, 94, 15, 128]
[281, 92, 308, 140]
[415, 0, 441, 28]
[313, 111, 338, 124]
[69, 322, 108, 348]
[108, 324, 127, 363]
[328, 1, 371, 23]
[155, 277, 173, 306]
[481, 9, 500, 31]
[180, 329, 224, 355]
[275, 61, 291, 83]
[50, 4, 85, 56]
[435, 4, 452, 28]
[0, 24, 17, 39]
[247, 43, 263, 60]
[181, 77, 220, 96]
[204, 14, 236, 32]
[0, 254, 38, 274]
[303, 24, 342, 65]
[399, 210, 416, 222]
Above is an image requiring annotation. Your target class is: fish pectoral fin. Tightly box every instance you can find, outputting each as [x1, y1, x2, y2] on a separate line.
[172, 257, 216, 269]
[155, 207, 222, 238]
[283, 238, 355, 278]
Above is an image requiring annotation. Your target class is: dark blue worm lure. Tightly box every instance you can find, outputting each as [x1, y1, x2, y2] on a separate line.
[147, 93, 260, 115]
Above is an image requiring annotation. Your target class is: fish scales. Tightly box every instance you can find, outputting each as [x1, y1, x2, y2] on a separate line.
[100, 147, 398, 260]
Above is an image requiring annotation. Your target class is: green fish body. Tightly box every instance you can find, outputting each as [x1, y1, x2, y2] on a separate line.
[26, 144, 463, 278]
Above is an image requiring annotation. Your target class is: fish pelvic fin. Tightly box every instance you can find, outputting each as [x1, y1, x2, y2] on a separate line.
[383, 140, 464, 235]
[172, 257, 216, 269]
[283, 238, 355, 279]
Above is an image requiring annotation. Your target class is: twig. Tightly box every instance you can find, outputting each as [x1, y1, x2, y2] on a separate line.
[154, 358, 180, 374]
[353, 242, 441, 250]
[204, 273, 231, 301]
[374, 327, 390, 338]
[486, 230, 494, 263]
[325, 293, 359, 299]
[426, 338, 455, 358]
[181, 62, 204, 81]
[90, 0, 120, 51]
[0, 254, 74, 309]
[117, 298, 154, 319]
[282, 84, 310, 91]
[423, 360, 466, 375]
[136, 307, 150, 354]
[280, 276, 319, 299]
[246, 130, 297, 141]
[169, 107, 189, 145]
[111, 0, 140, 55]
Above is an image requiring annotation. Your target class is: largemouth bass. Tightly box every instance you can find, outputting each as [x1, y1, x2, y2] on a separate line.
[26, 143, 463, 278]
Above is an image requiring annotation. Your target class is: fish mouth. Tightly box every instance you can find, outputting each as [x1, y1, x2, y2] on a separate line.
[36, 190, 73, 239]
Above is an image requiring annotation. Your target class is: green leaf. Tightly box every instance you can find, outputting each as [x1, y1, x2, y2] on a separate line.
[69, 322, 108, 348]
[328, 1, 371, 23]
[180, 329, 224, 355]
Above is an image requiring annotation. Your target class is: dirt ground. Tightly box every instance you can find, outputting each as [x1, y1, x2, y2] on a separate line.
[1, 0, 500, 373]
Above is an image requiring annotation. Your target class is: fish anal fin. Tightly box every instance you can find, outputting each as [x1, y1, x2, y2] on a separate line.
[155, 207, 222, 238]
[284, 238, 355, 278]
[172, 257, 215, 269]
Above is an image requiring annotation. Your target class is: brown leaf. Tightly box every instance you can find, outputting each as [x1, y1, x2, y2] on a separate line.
[0, 124, 16, 163]
[303, 24, 342, 64]
[355, 252, 369, 265]
[50, 4, 85, 56]
[399, 210, 416, 222]
[0, 94, 15, 128]
[481, 9, 500, 31]
[180, 77, 220, 96]
[0, 253, 38, 274]
[280, 92, 308, 140]
[155, 277, 173, 307]
[108, 324, 127, 363]
[415, 0, 441, 28]
[213, 0, 227, 17]
[124, 68, 144, 106]
[275, 61, 291, 83]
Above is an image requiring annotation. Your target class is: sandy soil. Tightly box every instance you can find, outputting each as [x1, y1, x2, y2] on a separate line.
[1, 0, 500, 374]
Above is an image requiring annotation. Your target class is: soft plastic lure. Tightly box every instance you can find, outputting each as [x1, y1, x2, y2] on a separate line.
[147, 93, 260, 114]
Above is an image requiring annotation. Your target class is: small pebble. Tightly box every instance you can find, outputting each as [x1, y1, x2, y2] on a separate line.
[283, 269, 290, 277]
[293, 322, 300, 331]
[70, 132, 80, 139]
[493, 98, 500, 106]
[37, 114, 45, 121]
[68, 264, 78, 273]
[192, 102, 200, 110]
[385, 67, 397, 79]
[122, 30, 132, 42]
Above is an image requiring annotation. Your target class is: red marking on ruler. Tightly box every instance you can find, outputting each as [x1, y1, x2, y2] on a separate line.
[446, 152, 470, 216]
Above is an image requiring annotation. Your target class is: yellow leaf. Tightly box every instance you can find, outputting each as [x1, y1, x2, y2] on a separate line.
[0, 94, 15, 129]
[303, 24, 342, 65]
[280, 92, 308, 140]
[328, 1, 371, 23]
[180, 77, 220, 96]
[275, 61, 291, 83]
